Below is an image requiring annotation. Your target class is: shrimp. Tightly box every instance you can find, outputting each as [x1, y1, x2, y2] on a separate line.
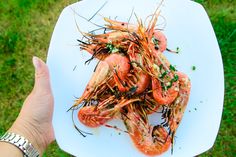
[79, 31, 131, 60]
[125, 71, 150, 94]
[126, 43, 151, 94]
[88, 31, 130, 44]
[78, 97, 140, 128]
[127, 13, 179, 105]
[104, 17, 137, 32]
[163, 72, 191, 137]
[104, 14, 167, 53]
[70, 53, 130, 110]
[123, 104, 171, 156]
[133, 37, 179, 105]
[71, 61, 111, 109]
[152, 76, 179, 105]
[105, 53, 130, 92]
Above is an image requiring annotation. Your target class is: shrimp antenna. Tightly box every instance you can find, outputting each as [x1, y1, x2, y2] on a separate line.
[88, 1, 108, 21]
[67, 106, 75, 112]
[156, 14, 167, 30]
[171, 131, 176, 154]
[72, 9, 90, 41]
[70, 7, 106, 29]
[125, 8, 136, 41]
[127, 7, 134, 29]
[72, 109, 93, 137]
[147, 0, 164, 30]
[73, 65, 77, 71]
[104, 124, 129, 134]
[88, 27, 107, 34]
[67, 98, 84, 112]
[134, 12, 143, 27]
[153, 0, 165, 17]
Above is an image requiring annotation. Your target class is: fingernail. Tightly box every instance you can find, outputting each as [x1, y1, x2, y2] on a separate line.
[32, 56, 41, 71]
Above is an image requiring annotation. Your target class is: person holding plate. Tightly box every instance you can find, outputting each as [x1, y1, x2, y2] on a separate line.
[0, 57, 54, 157]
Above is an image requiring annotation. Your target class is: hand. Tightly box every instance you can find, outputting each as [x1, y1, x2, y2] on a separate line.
[9, 56, 55, 155]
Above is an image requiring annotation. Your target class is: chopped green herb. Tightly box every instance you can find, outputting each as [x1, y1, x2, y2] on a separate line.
[172, 74, 179, 82]
[160, 71, 168, 79]
[166, 81, 173, 89]
[127, 86, 137, 96]
[152, 37, 159, 49]
[112, 47, 119, 53]
[161, 82, 167, 90]
[106, 43, 119, 53]
[152, 37, 159, 45]
[170, 64, 177, 71]
[106, 43, 113, 49]
[176, 47, 180, 53]
[159, 64, 163, 70]
[192, 66, 196, 71]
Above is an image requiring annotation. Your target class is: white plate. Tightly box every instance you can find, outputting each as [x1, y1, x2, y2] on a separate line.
[47, 0, 224, 156]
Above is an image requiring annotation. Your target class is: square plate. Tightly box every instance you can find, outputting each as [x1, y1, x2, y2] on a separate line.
[47, 0, 224, 156]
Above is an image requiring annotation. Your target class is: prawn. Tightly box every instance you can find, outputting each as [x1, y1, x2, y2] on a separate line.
[104, 16, 167, 52]
[104, 17, 137, 32]
[128, 12, 179, 105]
[70, 53, 130, 110]
[105, 53, 130, 92]
[162, 72, 191, 138]
[123, 104, 171, 156]
[78, 97, 140, 128]
[79, 31, 131, 60]
[126, 43, 151, 94]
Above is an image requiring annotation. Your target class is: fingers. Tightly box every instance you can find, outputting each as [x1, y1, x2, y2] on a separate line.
[32, 56, 51, 93]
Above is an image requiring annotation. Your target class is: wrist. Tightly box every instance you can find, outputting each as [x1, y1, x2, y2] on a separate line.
[0, 141, 24, 157]
[9, 118, 47, 156]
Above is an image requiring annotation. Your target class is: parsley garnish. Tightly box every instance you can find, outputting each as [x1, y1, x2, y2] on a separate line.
[192, 66, 196, 71]
[106, 43, 119, 53]
[170, 65, 177, 71]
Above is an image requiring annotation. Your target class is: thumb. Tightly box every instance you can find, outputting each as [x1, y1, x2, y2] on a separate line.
[32, 56, 51, 93]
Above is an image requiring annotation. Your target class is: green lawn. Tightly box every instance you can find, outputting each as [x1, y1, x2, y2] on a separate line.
[0, 0, 235, 156]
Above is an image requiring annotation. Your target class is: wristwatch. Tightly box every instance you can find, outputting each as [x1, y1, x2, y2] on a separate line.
[0, 132, 40, 157]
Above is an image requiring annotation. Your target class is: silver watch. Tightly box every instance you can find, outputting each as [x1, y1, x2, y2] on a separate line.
[0, 132, 40, 157]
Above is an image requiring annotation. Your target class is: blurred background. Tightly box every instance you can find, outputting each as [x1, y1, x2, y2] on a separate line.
[0, 0, 235, 156]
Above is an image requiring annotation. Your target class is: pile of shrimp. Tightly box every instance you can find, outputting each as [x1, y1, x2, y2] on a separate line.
[69, 10, 191, 156]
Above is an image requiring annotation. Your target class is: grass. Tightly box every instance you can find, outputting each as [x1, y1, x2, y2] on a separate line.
[0, 0, 235, 156]
[195, 1, 236, 156]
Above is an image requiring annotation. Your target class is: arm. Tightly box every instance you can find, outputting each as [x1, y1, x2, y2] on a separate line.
[0, 57, 54, 156]
[0, 142, 23, 156]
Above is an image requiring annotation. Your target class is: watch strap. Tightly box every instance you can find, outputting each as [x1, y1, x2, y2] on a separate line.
[0, 132, 40, 157]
